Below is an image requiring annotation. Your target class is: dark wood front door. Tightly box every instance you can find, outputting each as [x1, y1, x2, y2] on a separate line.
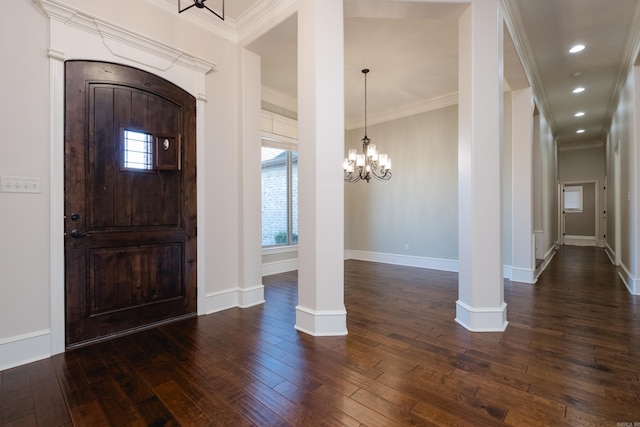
[64, 61, 197, 347]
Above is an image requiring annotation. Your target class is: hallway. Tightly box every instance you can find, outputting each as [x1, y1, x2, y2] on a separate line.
[1, 246, 639, 425]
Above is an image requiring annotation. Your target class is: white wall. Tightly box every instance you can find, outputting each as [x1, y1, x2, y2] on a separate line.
[0, 0, 51, 341]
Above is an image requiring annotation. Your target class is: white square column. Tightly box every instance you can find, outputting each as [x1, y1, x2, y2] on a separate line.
[456, 0, 508, 331]
[238, 49, 265, 307]
[295, 0, 347, 336]
[511, 88, 536, 284]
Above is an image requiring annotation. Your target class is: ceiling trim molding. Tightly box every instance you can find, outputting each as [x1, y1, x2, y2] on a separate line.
[602, 1, 640, 141]
[558, 141, 605, 152]
[236, 0, 298, 47]
[346, 93, 458, 130]
[501, 0, 555, 133]
[262, 85, 297, 113]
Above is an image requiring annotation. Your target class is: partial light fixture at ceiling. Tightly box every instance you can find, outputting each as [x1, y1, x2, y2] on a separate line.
[178, 0, 224, 20]
[573, 87, 585, 93]
[576, 129, 585, 134]
[569, 44, 585, 53]
[575, 111, 585, 117]
[344, 69, 392, 183]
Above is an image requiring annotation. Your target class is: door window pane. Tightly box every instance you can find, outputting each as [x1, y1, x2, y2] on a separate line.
[124, 129, 153, 170]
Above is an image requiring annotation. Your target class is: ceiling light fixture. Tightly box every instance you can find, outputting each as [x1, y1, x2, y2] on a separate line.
[573, 87, 585, 93]
[344, 69, 392, 183]
[575, 112, 585, 117]
[569, 44, 585, 53]
[576, 129, 585, 134]
[178, 0, 224, 20]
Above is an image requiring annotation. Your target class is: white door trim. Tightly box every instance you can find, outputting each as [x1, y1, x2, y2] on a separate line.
[560, 180, 599, 247]
[40, 0, 215, 355]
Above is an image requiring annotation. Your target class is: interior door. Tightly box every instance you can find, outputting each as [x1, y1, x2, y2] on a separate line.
[562, 182, 596, 244]
[64, 61, 197, 347]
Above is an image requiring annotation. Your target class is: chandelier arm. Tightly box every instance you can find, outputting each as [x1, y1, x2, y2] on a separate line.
[370, 169, 392, 180]
[344, 172, 362, 183]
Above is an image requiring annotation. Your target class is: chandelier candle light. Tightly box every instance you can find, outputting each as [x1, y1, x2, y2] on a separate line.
[344, 68, 392, 183]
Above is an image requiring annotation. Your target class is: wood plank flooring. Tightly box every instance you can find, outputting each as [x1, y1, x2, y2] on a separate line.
[2, 245, 639, 426]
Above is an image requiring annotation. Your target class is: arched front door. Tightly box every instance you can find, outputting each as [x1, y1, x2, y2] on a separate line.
[64, 61, 197, 347]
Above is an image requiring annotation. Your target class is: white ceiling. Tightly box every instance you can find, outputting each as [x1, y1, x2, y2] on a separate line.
[228, 0, 640, 145]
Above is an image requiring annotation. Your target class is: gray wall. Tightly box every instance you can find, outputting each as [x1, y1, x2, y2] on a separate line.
[564, 182, 596, 236]
[558, 144, 605, 242]
[344, 105, 459, 260]
[533, 111, 559, 260]
[345, 93, 515, 266]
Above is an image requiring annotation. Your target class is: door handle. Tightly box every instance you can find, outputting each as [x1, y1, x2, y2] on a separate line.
[70, 229, 90, 238]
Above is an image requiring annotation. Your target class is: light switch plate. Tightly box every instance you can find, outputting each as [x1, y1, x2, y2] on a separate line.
[1, 176, 41, 193]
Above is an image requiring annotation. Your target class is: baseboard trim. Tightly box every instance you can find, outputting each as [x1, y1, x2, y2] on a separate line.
[238, 285, 265, 308]
[535, 245, 557, 279]
[262, 258, 298, 276]
[0, 329, 51, 371]
[604, 243, 615, 265]
[205, 285, 265, 314]
[345, 250, 459, 272]
[618, 262, 639, 295]
[455, 301, 508, 332]
[563, 235, 597, 247]
[295, 305, 348, 336]
[511, 266, 536, 284]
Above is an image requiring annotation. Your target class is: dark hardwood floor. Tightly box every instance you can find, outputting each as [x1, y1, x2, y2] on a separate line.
[2, 245, 639, 426]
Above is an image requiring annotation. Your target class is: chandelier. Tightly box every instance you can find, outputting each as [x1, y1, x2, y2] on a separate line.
[178, 0, 224, 21]
[343, 68, 391, 183]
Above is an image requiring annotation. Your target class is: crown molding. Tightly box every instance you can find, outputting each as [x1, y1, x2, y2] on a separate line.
[37, 0, 216, 74]
[501, 0, 555, 133]
[262, 85, 297, 113]
[557, 141, 604, 152]
[236, 0, 298, 46]
[346, 93, 458, 130]
[602, 1, 640, 140]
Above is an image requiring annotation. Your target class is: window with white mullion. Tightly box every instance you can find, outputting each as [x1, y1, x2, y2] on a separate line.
[261, 135, 298, 247]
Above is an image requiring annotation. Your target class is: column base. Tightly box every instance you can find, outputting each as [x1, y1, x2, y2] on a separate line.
[238, 284, 265, 308]
[455, 300, 508, 332]
[295, 305, 348, 336]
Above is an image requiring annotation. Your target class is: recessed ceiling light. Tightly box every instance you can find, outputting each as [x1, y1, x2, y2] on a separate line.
[570, 44, 586, 53]
[571, 71, 583, 78]
[573, 87, 585, 93]
[575, 112, 585, 117]
[576, 129, 585, 134]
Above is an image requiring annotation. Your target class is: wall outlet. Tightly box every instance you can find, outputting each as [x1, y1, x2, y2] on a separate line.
[1, 176, 41, 193]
